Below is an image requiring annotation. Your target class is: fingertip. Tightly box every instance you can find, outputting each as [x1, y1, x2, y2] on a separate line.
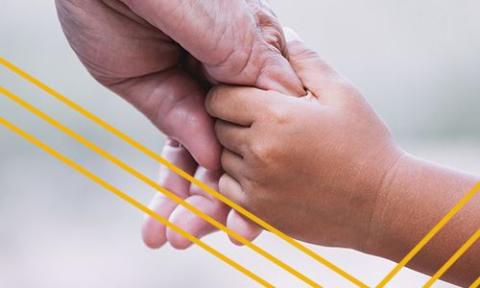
[167, 195, 228, 250]
[166, 209, 195, 250]
[194, 142, 222, 171]
[168, 232, 194, 250]
[142, 216, 167, 249]
[142, 193, 178, 250]
[205, 85, 227, 118]
[258, 52, 305, 97]
[229, 235, 245, 246]
[226, 210, 262, 246]
[165, 205, 196, 251]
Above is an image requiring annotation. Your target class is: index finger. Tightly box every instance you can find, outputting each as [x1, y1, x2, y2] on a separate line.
[205, 86, 275, 126]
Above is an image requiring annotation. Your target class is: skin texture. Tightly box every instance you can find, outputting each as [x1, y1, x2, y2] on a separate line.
[206, 33, 480, 287]
[57, 2, 479, 284]
[55, 0, 304, 249]
[206, 35, 402, 249]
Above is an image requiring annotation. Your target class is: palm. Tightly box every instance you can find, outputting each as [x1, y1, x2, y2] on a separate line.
[56, 0, 302, 248]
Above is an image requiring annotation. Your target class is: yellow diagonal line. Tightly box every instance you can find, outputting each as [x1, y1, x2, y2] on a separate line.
[377, 183, 480, 287]
[0, 57, 367, 288]
[470, 276, 480, 288]
[0, 116, 274, 288]
[423, 229, 480, 288]
[0, 87, 321, 288]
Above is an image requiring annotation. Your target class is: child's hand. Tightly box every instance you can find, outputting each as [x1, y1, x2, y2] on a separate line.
[142, 30, 478, 285]
[205, 33, 403, 250]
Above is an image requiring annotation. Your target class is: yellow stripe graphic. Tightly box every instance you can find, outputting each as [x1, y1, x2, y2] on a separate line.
[423, 229, 480, 288]
[469, 276, 480, 288]
[0, 116, 274, 288]
[377, 183, 480, 287]
[0, 86, 321, 287]
[0, 56, 366, 287]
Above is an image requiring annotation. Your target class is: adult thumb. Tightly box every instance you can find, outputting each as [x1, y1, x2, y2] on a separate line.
[283, 28, 344, 102]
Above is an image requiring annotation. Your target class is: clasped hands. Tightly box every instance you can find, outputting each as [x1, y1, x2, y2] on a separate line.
[137, 31, 399, 251]
[56, 1, 479, 285]
[56, 0, 398, 250]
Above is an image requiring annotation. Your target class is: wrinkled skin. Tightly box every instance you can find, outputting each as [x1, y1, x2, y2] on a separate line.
[56, 0, 304, 249]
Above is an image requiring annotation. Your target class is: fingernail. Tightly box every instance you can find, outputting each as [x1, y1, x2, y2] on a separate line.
[165, 137, 182, 148]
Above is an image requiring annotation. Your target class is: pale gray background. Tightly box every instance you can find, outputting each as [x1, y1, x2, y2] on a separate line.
[1, 1, 479, 287]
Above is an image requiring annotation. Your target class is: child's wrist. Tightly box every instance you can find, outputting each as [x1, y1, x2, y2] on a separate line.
[361, 149, 414, 256]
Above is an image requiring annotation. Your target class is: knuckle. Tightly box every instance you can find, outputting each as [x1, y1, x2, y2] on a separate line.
[242, 197, 257, 213]
[289, 42, 320, 61]
[241, 180, 259, 197]
[332, 79, 364, 107]
[243, 202, 261, 216]
[299, 48, 321, 62]
[237, 189, 257, 212]
[267, 104, 292, 124]
[248, 2, 284, 50]
[248, 142, 278, 164]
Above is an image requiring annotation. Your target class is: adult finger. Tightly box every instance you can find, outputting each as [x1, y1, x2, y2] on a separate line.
[218, 173, 262, 245]
[56, 0, 221, 170]
[142, 139, 197, 249]
[226, 209, 262, 246]
[167, 195, 229, 249]
[284, 28, 346, 104]
[167, 169, 229, 249]
[119, 0, 304, 96]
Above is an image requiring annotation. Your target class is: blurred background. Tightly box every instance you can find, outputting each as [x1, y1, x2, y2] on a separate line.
[1, 0, 479, 287]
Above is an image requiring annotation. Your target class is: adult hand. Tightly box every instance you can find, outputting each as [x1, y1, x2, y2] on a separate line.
[56, 0, 304, 249]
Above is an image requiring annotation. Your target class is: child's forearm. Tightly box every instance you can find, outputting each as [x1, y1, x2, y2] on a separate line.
[367, 153, 480, 286]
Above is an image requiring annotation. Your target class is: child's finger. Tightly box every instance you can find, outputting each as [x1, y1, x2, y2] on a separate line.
[217, 173, 263, 245]
[215, 120, 250, 156]
[218, 173, 249, 210]
[205, 86, 276, 126]
[221, 149, 245, 184]
[142, 139, 198, 249]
